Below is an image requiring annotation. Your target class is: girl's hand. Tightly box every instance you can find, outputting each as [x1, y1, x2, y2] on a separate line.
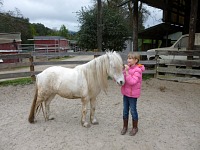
[124, 64, 129, 71]
[124, 64, 129, 75]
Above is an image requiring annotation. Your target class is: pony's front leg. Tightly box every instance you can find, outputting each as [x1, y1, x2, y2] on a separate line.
[90, 98, 99, 125]
[81, 97, 90, 128]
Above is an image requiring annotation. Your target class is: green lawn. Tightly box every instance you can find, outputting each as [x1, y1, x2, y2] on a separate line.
[0, 77, 34, 86]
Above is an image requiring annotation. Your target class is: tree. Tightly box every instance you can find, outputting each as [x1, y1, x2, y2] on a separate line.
[115, 0, 150, 51]
[0, 2, 74, 43]
[0, 0, 2, 6]
[77, 3, 129, 51]
[77, 0, 150, 51]
[59, 25, 69, 38]
[30, 24, 37, 36]
[102, 4, 129, 51]
[31, 23, 52, 36]
[77, 7, 97, 50]
[0, 9, 32, 44]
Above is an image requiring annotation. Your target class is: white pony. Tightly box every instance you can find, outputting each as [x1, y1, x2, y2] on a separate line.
[28, 51, 124, 127]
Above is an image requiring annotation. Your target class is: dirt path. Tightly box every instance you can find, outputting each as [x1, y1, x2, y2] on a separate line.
[0, 78, 200, 150]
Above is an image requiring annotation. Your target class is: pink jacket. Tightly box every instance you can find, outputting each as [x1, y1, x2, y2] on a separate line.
[121, 64, 145, 98]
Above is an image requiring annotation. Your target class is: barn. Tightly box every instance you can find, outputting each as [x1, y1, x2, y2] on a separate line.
[0, 32, 22, 63]
[33, 36, 70, 53]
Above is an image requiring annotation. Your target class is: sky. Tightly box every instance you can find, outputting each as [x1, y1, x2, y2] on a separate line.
[1, 0, 162, 32]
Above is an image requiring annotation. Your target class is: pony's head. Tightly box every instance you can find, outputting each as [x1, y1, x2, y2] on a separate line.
[106, 51, 125, 86]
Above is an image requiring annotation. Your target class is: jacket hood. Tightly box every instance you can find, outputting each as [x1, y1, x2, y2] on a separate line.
[137, 64, 145, 72]
[129, 64, 145, 72]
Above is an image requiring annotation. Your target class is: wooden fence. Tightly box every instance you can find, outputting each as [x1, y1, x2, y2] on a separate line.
[155, 50, 200, 81]
[0, 51, 200, 82]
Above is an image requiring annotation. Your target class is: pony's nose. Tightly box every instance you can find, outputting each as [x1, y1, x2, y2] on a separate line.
[120, 81, 124, 85]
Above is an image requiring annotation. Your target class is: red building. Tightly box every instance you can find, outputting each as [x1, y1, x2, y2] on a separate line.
[33, 36, 69, 52]
[0, 32, 22, 63]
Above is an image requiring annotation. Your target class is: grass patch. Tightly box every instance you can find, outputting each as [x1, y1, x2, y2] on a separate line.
[49, 56, 74, 61]
[0, 77, 34, 87]
[143, 74, 154, 80]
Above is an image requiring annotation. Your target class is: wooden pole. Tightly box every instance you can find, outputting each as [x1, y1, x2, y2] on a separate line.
[188, 0, 198, 51]
[29, 56, 35, 81]
[133, 0, 138, 51]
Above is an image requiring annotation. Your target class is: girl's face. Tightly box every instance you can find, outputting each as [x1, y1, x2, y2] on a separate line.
[127, 57, 138, 66]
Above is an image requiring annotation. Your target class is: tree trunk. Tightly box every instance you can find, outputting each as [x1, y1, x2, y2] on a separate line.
[97, 0, 102, 52]
[133, 0, 138, 51]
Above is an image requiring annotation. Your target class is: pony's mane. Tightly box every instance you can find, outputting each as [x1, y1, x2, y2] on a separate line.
[75, 51, 122, 93]
[77, 53, 109, 92]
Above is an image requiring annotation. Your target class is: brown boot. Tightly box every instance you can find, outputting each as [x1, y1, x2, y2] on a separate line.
[129, 120, 138, 136]
[121, 119, 128, 135]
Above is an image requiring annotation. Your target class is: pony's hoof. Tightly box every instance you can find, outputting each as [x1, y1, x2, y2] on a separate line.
[82, 122, 91, 128]
[49, 117, 54, 120]
[28, 120, 35, 124]
[92, 122, 99, 125]
[28, 117, 35, 123]
[45, 117, 54, 122]
[91, 119, 99, 125]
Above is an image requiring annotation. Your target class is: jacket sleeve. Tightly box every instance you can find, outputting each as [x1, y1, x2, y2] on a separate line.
[125, 68, 142, 85]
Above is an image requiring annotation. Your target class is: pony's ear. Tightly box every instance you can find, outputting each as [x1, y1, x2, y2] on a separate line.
[106, 51, 110, 59]
[107, 52, 115, 67]
[106, 51, 111, 56]
[106, 52, 112, 64]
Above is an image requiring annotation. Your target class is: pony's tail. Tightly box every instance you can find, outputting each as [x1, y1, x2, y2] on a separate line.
[28, 83, 38, 123]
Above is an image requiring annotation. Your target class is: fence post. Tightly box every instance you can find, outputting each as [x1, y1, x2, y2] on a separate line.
[29, 56, 35, 81]
[154, 50, 159, 78]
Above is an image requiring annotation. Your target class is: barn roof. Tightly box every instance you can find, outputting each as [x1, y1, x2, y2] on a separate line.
[138, 23, 183, 39]
[33, 36, 67, 40]
[140, 0, 200, 33]
[140, 0, 181, 10]
[0, 32, 21, 44]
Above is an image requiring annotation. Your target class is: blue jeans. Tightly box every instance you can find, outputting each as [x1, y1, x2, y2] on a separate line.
[123, 95, 138, 121]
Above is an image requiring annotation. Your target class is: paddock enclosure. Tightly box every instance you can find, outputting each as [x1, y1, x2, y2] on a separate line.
[0, 51, 200, 149]
[0, 78, 200, 150]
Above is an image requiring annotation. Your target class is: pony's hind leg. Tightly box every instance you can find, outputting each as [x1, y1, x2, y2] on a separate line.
[90, 98, 99, 125]
[34, 93, 55, 122]
[81, 97, 90, 128]
[44, 94, 55, 121]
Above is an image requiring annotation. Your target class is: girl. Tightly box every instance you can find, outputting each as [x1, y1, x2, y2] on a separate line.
[121, 52, 145, 136]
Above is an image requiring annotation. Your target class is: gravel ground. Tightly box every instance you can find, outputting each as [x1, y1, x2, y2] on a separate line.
[0, 78, 200, 150]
